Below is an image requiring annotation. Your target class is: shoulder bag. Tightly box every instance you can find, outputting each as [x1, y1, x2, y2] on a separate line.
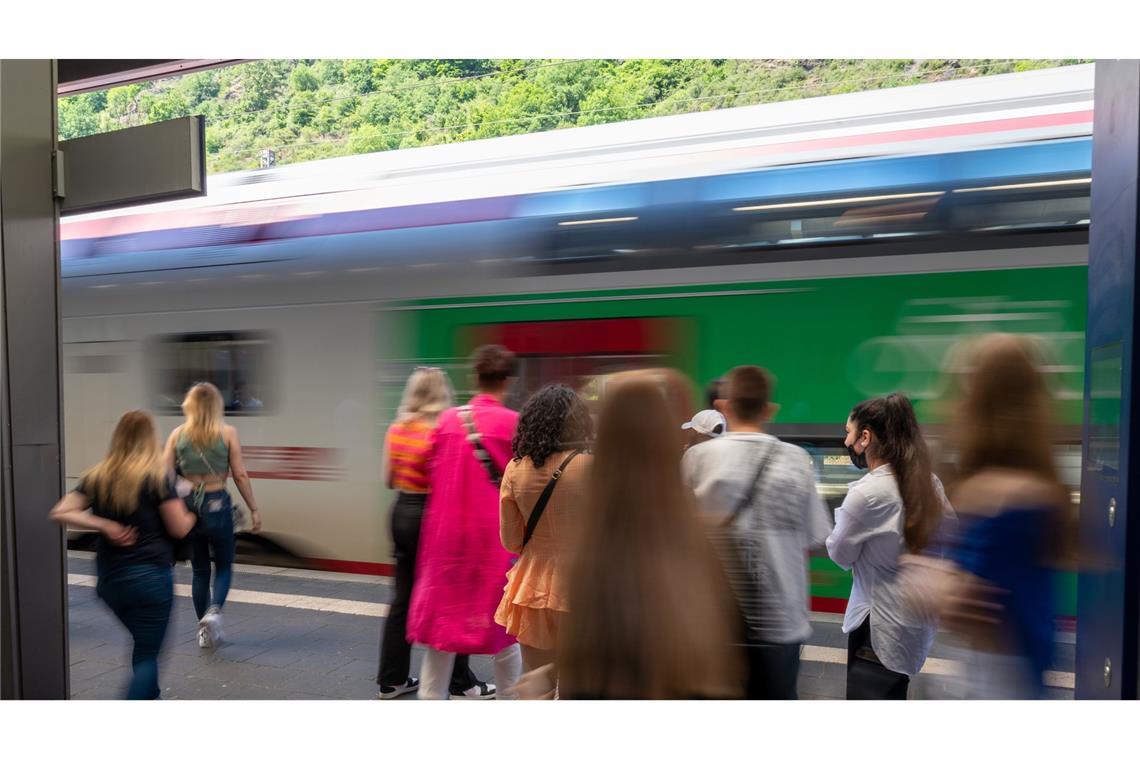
[522, 450, 581, 548]
[706, 442, 776, 637]
[459, 405, 504, 485]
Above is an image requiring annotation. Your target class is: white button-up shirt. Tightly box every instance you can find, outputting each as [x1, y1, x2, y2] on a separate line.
[826, 464, 951, 677]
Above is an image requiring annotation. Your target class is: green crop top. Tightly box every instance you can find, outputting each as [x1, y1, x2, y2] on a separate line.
[176, 430, 230, 477]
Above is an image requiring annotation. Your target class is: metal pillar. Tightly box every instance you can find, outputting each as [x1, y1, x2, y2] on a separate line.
[0, 59, 68, 699]
[1078, 60, 1140, 699]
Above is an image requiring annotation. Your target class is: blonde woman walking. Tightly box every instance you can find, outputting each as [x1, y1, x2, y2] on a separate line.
[51, 411, 197, 698]
[377, 367, 487, 699]
[163, 382, 261, 648]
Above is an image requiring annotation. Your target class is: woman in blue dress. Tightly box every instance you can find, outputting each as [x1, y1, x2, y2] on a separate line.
[939, 333, 1073, 698]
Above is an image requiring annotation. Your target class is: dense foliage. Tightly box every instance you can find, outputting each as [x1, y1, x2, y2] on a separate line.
[59, 59, 1086, 175]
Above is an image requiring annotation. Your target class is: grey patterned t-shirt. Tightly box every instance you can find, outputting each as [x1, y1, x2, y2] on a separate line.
[682, 432, 833, 644]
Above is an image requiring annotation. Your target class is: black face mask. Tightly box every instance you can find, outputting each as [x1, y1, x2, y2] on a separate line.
[847, 441, 868, 470]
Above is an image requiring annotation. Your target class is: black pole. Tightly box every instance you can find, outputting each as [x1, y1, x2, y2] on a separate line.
[1077, 59, 1140, 699]
[0, 58, 69, 700]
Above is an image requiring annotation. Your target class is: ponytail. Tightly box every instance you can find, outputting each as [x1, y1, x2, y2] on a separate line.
[850, 393, 941, 552]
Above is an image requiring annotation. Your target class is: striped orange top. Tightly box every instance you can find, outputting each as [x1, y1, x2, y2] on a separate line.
[386, 419, 433, 493]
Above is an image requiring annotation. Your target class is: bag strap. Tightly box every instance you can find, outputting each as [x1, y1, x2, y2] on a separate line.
[196, 445, 219, 477]
[459, 405, 503, 485]
[522, 450, 581, 548]
[721, 442, 776, 528]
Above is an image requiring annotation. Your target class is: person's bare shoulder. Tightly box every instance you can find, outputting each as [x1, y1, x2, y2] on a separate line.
[952, 468, 1064, 516]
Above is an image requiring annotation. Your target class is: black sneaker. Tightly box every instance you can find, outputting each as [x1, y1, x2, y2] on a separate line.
[450, 681, 497, 700]
[377, 677, 419, 700]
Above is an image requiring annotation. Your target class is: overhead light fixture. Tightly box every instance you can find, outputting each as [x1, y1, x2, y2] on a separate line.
[952, 178, 1091, 193]
[733, 191, 944, 212]
[558, 216, 639, 226]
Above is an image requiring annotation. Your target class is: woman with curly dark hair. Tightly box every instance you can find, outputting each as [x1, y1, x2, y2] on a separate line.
[496, 384, 593, 673]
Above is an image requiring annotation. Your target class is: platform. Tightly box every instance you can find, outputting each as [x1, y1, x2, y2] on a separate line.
[65, 552, 1075, 700]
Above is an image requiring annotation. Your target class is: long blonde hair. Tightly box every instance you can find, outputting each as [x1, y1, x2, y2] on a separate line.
[397, 368, 453, 424]
[558, 380, 741, 699]
[182, 382, 225, 449]
[81, 410, 166, 515]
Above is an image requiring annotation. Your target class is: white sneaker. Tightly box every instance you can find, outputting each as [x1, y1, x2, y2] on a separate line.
[202, 606, 223, 646]
[197, 621, 212, 648]
[450, 682, 496, 700]
[377, 677, 420, 700]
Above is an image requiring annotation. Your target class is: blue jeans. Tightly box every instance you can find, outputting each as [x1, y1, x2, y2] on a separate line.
[97, 563, 173, 700]
[188, 491, 235, 620]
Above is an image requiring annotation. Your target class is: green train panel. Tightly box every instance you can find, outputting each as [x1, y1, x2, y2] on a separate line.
[389, 264, 1086, 617]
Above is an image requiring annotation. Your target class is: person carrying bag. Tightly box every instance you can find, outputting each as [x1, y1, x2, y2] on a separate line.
[496, 385, 594, 674]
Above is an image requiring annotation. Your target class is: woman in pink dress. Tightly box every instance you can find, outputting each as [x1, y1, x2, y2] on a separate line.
[408, 344, 523, 699]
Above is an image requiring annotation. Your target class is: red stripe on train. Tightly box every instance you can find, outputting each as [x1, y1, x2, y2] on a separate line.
[309, 558, 396, 576]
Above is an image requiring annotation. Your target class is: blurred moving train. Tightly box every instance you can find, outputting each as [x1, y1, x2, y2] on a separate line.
[61, 64, 1094, 614]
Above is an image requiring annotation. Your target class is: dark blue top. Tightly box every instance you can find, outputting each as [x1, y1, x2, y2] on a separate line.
[76, 475, 178, 576]
[948, 506, 1056, 695]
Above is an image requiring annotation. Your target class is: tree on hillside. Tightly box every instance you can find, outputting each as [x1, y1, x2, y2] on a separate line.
[57, 59, 1086, 175]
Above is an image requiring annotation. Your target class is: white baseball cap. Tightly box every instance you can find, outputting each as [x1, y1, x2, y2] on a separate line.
[681, 409, 726, 437]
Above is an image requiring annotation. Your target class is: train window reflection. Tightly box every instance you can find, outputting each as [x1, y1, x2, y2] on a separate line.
[152, 331, 276, 415]
[955, 195, 1090, 232]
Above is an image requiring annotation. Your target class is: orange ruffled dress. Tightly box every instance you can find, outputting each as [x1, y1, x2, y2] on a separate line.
[495, 452, 591, 651]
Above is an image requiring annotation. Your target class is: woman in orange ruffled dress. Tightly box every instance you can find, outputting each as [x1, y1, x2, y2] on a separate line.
[496, 384, 593, 673]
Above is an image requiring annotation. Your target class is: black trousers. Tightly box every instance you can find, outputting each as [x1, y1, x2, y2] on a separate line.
[377, 492, 478, 691]
[744, 640, 801, 699]
[846, 616, 909, 700]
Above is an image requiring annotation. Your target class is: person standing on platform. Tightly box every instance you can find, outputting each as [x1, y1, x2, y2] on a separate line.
[924, 334, 1070, 698]
[556, 379, 741, 699]
[681, 408, 727, 450]
[706, 376, 726, 412]
[375, 366, 487, 699]
[826, 392, 950, 699]
[682, 365, 832, 699]
[407, 345, 522, 699]
[50, 411, 197, 699]
[496, 384, 593, 674]
[163, 382, 262, 649]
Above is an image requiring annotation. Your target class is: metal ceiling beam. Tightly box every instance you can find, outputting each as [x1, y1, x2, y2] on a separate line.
[57, 59, 247, 96]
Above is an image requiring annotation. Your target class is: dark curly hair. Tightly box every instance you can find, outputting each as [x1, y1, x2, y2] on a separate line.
[512, 384, 593, 467]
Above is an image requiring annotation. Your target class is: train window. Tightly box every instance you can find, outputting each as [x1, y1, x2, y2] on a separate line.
[151, 331, 277, 415]
[953, 193, 1090, 232]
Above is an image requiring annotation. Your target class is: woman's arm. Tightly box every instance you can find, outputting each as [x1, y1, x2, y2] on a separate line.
[381, 428, 395, 491]
[159, 497, 197, 539]
[499, 463, 524, 553]
[825, 490, 871, 570]
[225, 426, 261, 532]
[49, 491, 137, 547]
[162, 427, 180, 475]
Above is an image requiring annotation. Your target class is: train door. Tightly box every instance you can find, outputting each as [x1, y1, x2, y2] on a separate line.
[458, 317, 691, 409]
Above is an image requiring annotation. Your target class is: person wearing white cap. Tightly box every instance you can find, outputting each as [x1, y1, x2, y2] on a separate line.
[681, 409, 727, 449]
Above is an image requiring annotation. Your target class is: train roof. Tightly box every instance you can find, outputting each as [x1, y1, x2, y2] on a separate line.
[63, 64, 1094, 239]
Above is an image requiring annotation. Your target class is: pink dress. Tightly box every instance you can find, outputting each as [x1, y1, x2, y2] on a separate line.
[407, 394, 519, 654]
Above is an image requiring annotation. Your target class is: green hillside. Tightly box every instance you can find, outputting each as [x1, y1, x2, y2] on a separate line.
[58, 59, 1086, 175]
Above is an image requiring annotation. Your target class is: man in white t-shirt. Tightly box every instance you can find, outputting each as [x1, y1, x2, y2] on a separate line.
[682, 365, 832, 699]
